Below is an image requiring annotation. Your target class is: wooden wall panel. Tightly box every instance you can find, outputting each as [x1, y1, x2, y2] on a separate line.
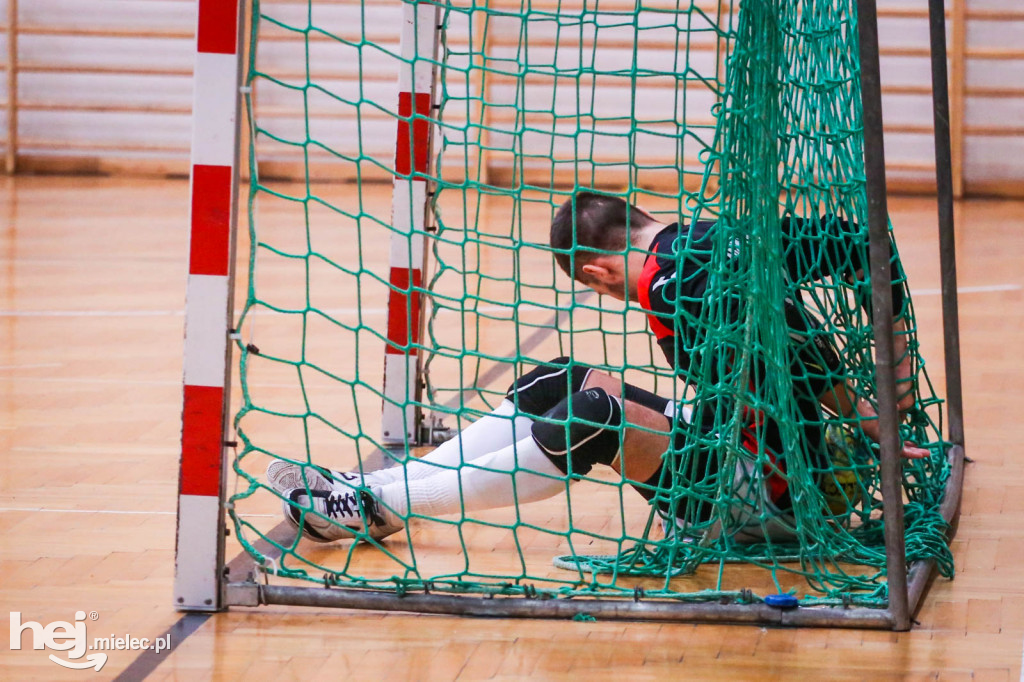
[1, 0, 1021, 196]
[10, 0, 193, 175]
[1, 0, 13, 173]
[961, 5, 1024, 196]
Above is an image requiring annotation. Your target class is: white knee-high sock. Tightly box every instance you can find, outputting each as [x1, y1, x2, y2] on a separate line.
[370, 400, 533, 484]
[379, 436, 567, 522]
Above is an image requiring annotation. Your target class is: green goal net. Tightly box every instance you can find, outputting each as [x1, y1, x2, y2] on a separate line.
[229, 0, 953, 612]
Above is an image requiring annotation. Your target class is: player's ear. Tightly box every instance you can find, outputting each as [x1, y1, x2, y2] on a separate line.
[580, 262, 612, 283]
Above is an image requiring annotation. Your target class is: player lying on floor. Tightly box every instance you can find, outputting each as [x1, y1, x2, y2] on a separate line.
[268, 192, 926, 543]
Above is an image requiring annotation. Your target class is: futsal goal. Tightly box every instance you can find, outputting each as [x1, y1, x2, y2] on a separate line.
[175, 0, 966, 630]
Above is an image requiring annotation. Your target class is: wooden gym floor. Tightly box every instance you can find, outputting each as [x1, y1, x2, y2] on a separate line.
[0, 175, 1022, 680]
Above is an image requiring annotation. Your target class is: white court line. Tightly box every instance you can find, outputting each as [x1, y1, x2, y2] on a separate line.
[1, 376, 328, 390]
[11, 444, 174, 455]
[911, 283, 1021, 296]
[3, 377, 181, 386]
[0, 507, 175, 515]
[2, 377, 306, 390]
[0, 363, 63, 370]
[0, 507, 278, 518]
[0, 309, 186, 317]
[302, 304, 558, 316]
[0, 284, 1015, 320]
[1020, 634, 1024, 682]
[0, 307, 381, 317]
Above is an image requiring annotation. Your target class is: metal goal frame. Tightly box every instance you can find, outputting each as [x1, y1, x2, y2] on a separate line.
[174, 0, 966, 631]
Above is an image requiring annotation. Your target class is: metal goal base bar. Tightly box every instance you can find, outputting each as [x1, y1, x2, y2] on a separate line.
[226, 582, 896, 629]
[222, 445, 965, 630]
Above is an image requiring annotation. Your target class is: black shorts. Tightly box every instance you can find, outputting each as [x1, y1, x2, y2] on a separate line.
[638, 301, 842, 521]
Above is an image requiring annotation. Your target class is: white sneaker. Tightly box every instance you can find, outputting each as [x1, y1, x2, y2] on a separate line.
[281, 486, 403, 543]
[266, 460, 382, 495]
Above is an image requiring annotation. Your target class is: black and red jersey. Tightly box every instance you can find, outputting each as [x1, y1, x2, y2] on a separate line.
[636, 215, 904, 390]
[637, 220, 716, 377]
[634, 215, 906, 513]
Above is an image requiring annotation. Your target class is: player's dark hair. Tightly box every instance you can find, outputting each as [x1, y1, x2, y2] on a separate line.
[549, 191, 658, 282]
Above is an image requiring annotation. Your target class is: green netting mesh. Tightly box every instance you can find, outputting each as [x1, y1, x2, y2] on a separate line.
[229, 0, 953, 611]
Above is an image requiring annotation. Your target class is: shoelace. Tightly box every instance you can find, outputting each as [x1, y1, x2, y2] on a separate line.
[325, 491, 357, 518]
[320, 489, 388, 530]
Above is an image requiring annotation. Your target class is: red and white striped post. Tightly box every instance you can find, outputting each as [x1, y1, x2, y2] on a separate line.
[175, 0, 244, 611]
[381, 2, 440, 445]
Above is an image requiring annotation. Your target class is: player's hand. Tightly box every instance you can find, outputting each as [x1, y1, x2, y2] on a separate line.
[900, 441, 930, 460]
[856, 399, 930, 460]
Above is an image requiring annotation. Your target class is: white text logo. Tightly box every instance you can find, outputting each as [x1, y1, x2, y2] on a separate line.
[10, 611, 172, 672]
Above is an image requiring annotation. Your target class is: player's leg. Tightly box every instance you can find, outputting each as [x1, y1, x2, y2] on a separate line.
[386, 361, 673, 484]
[378, 387, 671, 528]
[285, 436, 567, 542]
[267, 399, 535, 494]
[269, 357, 581, 493]
[278, 367, 677, 541]
[414, 357, 676, 478]
[350, 357, 591, 486]
[375, 436, 566, 524]
[365, 400, 534, 485]
[579, 371, 675, 482]
[285, 388, 673, 541]
[638, 410, 723, 540]
[529, 385, 674, 503]
[271, 357, 673, 493]
[275, 358, 595, 537]
[282, 435, 567, 543]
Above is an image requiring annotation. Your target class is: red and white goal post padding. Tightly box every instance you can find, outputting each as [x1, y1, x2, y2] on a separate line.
[381, 2, 441, 446]
[175, 1, 442, 610]
[175, 0, 243, 612]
